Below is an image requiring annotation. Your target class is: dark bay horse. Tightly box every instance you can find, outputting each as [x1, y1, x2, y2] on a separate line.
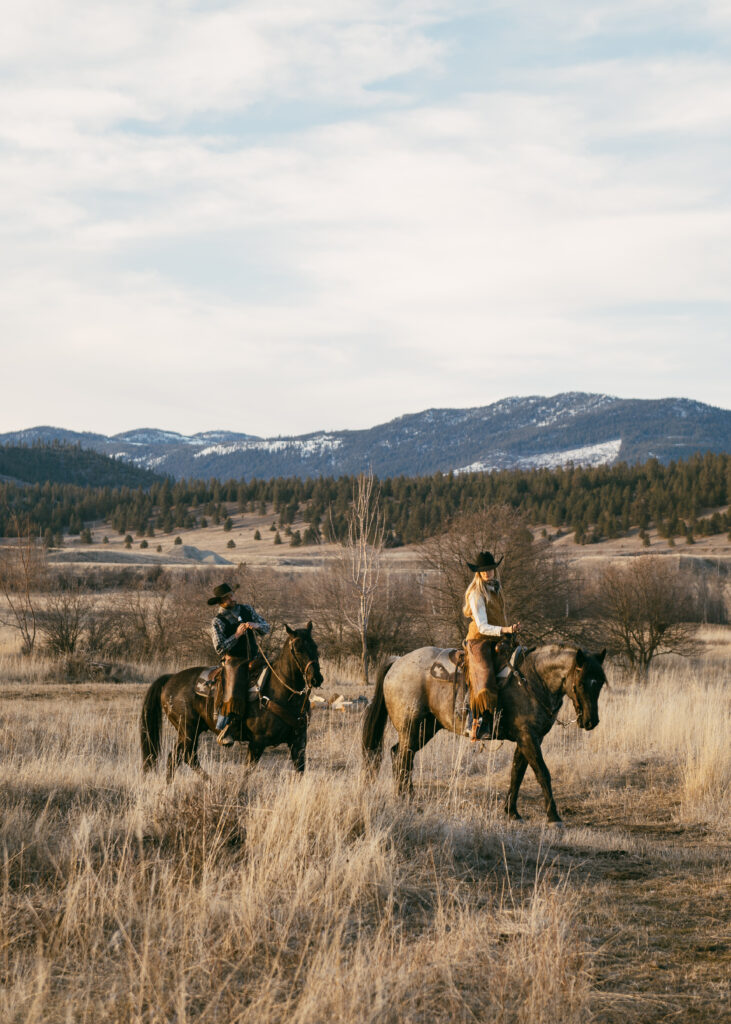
[140, 623, 323, 780]
[362, 644, 607, 823]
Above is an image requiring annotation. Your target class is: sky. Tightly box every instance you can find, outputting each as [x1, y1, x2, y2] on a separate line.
[1, 0, 730, 438]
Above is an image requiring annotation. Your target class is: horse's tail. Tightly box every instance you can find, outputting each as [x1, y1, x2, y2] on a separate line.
[140, 673, 170, 772]
[362, 658, 395, 773]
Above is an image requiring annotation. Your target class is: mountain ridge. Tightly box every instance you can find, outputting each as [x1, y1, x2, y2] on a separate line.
[2, 393, 728, 481]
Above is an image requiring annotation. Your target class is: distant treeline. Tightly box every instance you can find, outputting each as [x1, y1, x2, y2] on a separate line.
[0, 444, 729, 545]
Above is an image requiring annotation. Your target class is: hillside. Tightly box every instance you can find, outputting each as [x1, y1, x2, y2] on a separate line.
[2, 393, 728, 480]
[0, 443, 163, 489]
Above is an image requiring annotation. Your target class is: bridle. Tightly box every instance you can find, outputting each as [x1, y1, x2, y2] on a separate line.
[259, 637, 318, 695]
[256, 636, 321, 730]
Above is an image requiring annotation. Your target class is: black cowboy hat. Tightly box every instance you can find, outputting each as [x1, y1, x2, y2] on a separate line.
[207, 582, 239, 606]
[466, 551, 504, 573]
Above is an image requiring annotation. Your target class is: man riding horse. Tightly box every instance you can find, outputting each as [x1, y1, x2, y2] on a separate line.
[208, 582, 270, 746]
[463, 551, 520, 741]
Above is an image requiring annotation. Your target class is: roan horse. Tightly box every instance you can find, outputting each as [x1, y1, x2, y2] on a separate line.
[362, 644, 607, 823]
[140, 623, 323, 780]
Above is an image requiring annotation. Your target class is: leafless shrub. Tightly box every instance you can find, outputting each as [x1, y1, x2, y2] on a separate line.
[0, 516, 48, 654]
[420, 504, 572, 647]
[38, 575, 92, 656]
[581, 556, 701, 677]
[305, 565, 428, 665]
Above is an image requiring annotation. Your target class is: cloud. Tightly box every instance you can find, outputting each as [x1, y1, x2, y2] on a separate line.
[0, 2, 729, 434]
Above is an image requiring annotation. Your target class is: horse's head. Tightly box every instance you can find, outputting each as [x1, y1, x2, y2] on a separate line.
[566, 648, 607, 730]
[284, 621, 324, 688]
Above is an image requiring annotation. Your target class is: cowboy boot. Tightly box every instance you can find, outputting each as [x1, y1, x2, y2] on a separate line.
[216, 716, 234, 746]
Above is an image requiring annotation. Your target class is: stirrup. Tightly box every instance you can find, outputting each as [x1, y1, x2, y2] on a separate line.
[217, 723, 234, 746]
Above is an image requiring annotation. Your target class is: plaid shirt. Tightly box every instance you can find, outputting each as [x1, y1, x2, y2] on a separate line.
[211, 603, 270, 659]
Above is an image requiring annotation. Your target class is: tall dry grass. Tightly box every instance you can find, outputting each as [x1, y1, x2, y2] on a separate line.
[0, 651, 729, 1023]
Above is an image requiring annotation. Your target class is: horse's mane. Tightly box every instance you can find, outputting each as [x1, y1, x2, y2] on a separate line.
[529, 644, 576, 675]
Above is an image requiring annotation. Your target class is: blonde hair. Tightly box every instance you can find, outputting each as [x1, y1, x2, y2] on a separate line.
[462, 573, 489, 618]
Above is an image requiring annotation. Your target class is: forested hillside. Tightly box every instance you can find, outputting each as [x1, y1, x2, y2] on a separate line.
[0, 442, 162, 489]
[1, 447, 728, 546]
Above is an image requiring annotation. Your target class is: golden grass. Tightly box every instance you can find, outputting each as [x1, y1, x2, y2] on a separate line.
[0, 655, 729, 1023]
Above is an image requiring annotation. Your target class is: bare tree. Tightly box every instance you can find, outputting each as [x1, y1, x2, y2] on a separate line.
[342, 471, 385, 683]
[0, 516, 48, 655]
[587, 556, 700, 677]
[39, 575, 91, 656]
[420, 504, 571, 648]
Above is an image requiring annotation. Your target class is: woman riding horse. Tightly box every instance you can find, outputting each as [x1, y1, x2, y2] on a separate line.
[463, 551, 519, 741]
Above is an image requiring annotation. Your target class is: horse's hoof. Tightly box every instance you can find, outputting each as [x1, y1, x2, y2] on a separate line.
[506, 812, 523, 822]
[546, 819, 564, 828]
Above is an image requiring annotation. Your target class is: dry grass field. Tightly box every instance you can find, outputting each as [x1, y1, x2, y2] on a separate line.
[1, 639, 729, 1023]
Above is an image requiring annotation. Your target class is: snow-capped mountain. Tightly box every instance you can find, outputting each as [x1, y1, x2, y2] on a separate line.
[2, 394, 728, 480]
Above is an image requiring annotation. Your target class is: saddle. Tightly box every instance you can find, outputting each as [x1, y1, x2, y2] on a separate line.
[195, 665, 223, 698]
[194, 655, 268, 708]
[428, 642, 526, 688]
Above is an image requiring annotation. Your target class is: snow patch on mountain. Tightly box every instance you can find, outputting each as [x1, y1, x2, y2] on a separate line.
[456, 438, 622, 474]
[193, 434, 343, 460]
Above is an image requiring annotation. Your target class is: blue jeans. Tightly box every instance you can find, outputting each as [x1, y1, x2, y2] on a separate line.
[216, 713, 229, 731]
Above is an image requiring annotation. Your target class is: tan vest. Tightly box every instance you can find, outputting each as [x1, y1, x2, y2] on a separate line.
[466, 587, 507, 641]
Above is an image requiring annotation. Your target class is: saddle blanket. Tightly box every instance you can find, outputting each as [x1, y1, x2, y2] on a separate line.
[195, 665, 270, 699]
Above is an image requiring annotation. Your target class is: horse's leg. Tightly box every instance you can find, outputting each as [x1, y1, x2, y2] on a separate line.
[519, 734, 561, 824]
[289, 729, 307, 773]
[393, 729, 416, 794]
[183, 720, 208, 779]
[504, 746, 529, 820]
[393, 716, 438, 794]
[245, 740, 264, 768]
[167, 738, 185, 783]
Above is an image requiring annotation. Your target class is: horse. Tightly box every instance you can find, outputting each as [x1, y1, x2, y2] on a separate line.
[140, 622, 324, 780]
[362, 644, 607, 824]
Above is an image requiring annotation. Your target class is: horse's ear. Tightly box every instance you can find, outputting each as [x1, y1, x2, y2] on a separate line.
[306, 620, 313, 633]
[285, 623, 295, 637]
[597, 648, 607, 664]
[575, 649, 586, 667]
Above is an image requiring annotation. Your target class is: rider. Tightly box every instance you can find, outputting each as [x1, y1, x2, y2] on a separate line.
[463, 551, 519, 741]
[208, 582, 270, 746]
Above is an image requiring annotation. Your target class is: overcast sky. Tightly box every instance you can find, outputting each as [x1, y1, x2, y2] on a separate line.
[1, 1, 729, 438]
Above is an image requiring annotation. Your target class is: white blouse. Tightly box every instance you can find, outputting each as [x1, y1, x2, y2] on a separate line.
[468, 591, 503, 638]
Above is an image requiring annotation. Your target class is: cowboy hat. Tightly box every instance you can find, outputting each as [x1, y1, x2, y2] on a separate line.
[207, 582, 239, 606]
[466, 551, 504, 572]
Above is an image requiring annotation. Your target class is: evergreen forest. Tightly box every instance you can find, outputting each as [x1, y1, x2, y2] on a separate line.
[0, 443, 729, 546]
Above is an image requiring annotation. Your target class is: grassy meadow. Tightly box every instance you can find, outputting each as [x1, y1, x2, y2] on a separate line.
[0, 640, 729, 1023]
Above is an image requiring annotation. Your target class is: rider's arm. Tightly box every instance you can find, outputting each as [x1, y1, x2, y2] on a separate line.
[211, 617, 239, 657]
[234, 605, 270, 635]
[468, 591, 502, 637]
[246, 608, 270, 635]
